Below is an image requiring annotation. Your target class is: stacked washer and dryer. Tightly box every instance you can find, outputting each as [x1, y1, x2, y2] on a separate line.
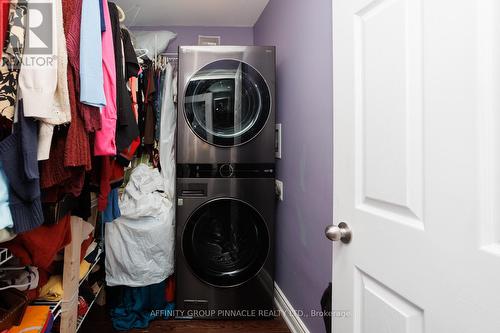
[175, 46, 276, 319]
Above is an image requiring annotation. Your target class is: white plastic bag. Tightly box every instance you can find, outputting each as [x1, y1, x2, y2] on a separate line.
[132, 30, 177, 59]
[105, 164, 175, 287]
[119, 164, 165, 218]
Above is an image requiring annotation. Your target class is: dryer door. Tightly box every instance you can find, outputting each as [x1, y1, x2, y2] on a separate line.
[182, 198, 270, 287]
[184, 60, 271, 147]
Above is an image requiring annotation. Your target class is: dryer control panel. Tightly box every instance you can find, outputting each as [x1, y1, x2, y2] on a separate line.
[177, 163, 275, 179]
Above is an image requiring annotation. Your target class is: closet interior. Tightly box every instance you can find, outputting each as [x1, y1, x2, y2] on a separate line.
[0, 0, 285, 332]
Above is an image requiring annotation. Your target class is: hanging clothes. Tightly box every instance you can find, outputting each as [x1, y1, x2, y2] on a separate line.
[122, 28, 140, 80]
[154, 68, 165, 141]
[38, 0, 89, 199]
[0, 102, 43, 233]
[37, 0, 71, 161]
[79, 0, 106, 108]
[97, 156, 124, 211]
[102, 188, 120, 222]
[159, 62, 177, 200]
[109, 3, 139, 153]
[94, 0, 117, 156]
[98, 0, 105, 32]
[62, 0, 92, 177]
[19, 0, 70, 162]
[0, 0, 9, 59]
[63, 0, 101, 134]
[97, 156, 112, 210]
[39, 127, 75, 191]
[142, 66, 156, 146]
[136, 60, 151, 143]
[19, 0, 57, 121]
[117, 73, 141, 166]
[0, 0, 27, 122]
[115, 27, 141, 167]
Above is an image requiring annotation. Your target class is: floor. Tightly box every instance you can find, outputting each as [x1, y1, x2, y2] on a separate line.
[79, 304, 291, 333]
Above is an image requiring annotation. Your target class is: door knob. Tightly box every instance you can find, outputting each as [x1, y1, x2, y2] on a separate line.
[325, 222, 352, 244]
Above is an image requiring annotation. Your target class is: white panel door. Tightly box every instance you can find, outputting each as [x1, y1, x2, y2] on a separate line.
[331, 0, 500, 332]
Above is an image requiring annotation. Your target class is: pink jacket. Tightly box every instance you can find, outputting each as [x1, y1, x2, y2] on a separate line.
[94, 0, 117, 156]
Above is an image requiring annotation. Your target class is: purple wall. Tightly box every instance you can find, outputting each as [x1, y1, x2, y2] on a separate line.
[130, 26, 254, 52]
[254, 1, 333, 332]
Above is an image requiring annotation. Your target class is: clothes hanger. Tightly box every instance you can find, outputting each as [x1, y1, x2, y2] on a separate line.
[135, 48, 149, 59]
[116, 5, 126, 23]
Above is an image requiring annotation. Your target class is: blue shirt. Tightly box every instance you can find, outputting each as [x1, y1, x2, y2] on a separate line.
[80, 0, 107, 107]
[99, 0, 106, 32]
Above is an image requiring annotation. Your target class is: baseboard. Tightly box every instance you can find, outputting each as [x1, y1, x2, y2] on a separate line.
[274, 283, 311, 333]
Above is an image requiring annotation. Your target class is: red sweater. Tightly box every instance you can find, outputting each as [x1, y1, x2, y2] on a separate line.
[62, 0, 91, 170]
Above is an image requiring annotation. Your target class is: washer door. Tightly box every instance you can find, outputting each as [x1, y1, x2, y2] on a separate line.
[184, 59, 271, 147]
[182, 198, 270, 287]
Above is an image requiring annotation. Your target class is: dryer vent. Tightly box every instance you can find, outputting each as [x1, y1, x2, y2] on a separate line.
[198, 35, 221, 46]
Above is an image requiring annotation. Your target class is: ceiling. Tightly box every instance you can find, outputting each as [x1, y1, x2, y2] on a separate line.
[114, 0, 270, 27]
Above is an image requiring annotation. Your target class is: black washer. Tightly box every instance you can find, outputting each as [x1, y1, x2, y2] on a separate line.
[182, 198, 270, 288]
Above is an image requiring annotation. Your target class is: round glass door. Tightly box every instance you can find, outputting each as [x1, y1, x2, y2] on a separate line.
[184, 60, 271, 147]
[182, 198, 270, 287]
